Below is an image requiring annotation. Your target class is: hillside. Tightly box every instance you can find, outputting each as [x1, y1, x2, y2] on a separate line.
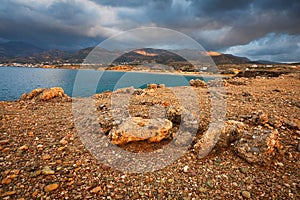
[0, 41, 251, 66]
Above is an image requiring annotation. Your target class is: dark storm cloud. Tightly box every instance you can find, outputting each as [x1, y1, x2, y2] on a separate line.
[0, 0, 299, 61]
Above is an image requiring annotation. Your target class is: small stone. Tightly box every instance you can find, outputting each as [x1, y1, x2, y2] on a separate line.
[199, 187, 207, 193]
[42, 166, 55, 175]
[167, 178, 174, 183]
[44, 183, 59, 192]
[42, 154, 51, 160]
[60, 139, 68, 145]
[18, 145, 29, 151]
[240, 167, 249, 174]
[206, 180, 214, 188]
[57, 146, 66, 151]
[259, 113, 268, 124]
[0, 140, 9, 145]
[91, 186, 102, 193]
[189, 79, 207, 87]
[1, 191, 16, 197]
[30, 170, 41, 177]
[28, 131, 34, 137]
[1, 177, 12, 184]
[147, 84, 158, 89]
[183, 165, 189, 173]
[1, 147, 10, 153]
[241, 191, 251, 198]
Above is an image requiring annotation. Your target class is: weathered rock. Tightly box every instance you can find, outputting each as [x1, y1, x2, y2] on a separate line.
[20, 88, 44, 100]
[158, 84, 166, 88]
[42, 166, 55, 175]
[207, 78, 227, 87]
[133, 88, 144, 95]
[174, 131, 193, 147]
[1, 177, 12, 184]
[234, 128, 280, 164]
[114, 86, 134, 94]
[217, 120, 245, 148]
[18, 145, 29, 151]
[241, 190, 251, 198]
[147, 83, 158, 89]
[167, 106, 182, 124]
[108, 117, 172, 145]
[259, 112, 268, 125]
[91, 186, 102, 193]
[20, 87, 70, 101]
[1, 191, 16, 197]
[44, 183, 59, 192]
[189, 79, 207, 87]
[221, 68, 240, 75]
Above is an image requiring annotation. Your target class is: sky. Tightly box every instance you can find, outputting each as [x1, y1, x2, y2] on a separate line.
[0, 0, 299, 62]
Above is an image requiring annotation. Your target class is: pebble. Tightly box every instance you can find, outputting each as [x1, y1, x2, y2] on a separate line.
[183, 165, 189, 173]
[91, 186, 102, 193]
[44, 183, 59, 192]
[42, 154, 51, 160]
[241, 190, 251, 198]
[60, 139, 68, 145]
[239, 167, 249, 174]
[30, 170, 41, 177]
[42, 166, 55, 175]
[1, 191, 16, 197]
[18, 145, 29, 151]
[1, 177, 12, 184]
[206, 180, 214, 188]
[199, 187, 207, 193]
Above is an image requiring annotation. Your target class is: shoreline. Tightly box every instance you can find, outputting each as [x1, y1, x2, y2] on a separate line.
[0, 65, 231, 77]
[0, 74, 299, 199]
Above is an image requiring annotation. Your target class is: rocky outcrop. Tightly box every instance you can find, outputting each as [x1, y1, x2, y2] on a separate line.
[234, 128, 280, 164]
[217, 120, 245, 148]
[189, 79, 207, 87]
[147, 83, 166, 89]
[20, 87, 70, 101]
[108, 117, 173, 145]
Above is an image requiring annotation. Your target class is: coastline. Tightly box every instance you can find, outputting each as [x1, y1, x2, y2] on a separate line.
[0, 74, 300, 198]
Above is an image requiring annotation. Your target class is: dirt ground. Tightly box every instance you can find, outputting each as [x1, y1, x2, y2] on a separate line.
[0, 73, 299, 199]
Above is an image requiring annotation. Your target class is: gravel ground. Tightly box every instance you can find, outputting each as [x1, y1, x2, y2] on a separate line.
[0, 74, 299, 199]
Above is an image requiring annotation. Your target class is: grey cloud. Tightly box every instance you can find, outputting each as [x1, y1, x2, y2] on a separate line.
[0, 0, 299, 61]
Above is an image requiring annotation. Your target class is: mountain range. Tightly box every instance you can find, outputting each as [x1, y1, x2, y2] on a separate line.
[0, 41, 261, 65]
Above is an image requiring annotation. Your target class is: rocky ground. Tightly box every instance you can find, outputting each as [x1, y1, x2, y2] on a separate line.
[0, 73, 299, 199]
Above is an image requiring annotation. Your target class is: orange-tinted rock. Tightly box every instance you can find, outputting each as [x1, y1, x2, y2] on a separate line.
[91, 186, 102, 193]
[189, 79, 207, 87]
[1, 177, 12, 184]
[44, 183, 59, 192]
[39, 87, 66, 101]
[109, 117, 172, 145]
[20, 87, 69, 101]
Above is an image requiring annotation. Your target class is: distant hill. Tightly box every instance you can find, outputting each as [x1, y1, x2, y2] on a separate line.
[114, 48, 186, 64]
[210, 53, 250, 64]
[0, 41, 42, 57]
[0, 41, 252, 65]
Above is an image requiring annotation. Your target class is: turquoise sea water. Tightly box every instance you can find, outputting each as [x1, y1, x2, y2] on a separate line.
[0, 66, 214, 101]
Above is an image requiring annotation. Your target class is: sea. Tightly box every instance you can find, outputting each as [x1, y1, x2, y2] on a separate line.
[0, 66, 214, 101]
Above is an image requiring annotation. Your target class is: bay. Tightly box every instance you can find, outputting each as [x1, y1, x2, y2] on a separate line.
[0, 66, 213, 101]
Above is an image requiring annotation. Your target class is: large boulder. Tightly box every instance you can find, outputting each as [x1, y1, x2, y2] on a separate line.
[108, 117, 173, 145]
[20, 87, 70, 101]
[194, 120, 245, 157]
